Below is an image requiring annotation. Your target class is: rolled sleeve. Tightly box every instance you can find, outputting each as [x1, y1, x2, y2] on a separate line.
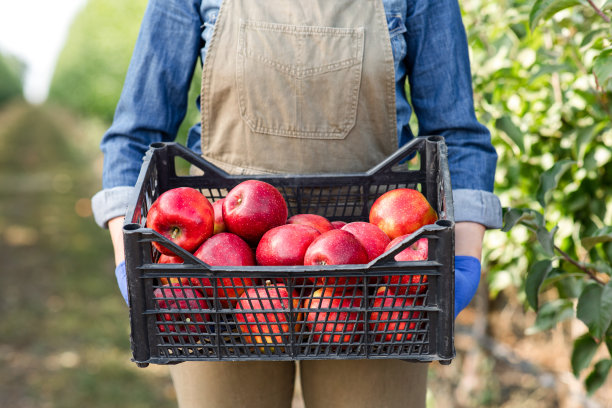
[402, 0, 500, 224]
[452, 188, 502, 229]
[91, 186, 135, 228]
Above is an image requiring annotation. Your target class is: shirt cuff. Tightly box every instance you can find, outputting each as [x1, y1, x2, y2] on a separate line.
[91, 186, 135, 229]
[452, 188, 502, 229]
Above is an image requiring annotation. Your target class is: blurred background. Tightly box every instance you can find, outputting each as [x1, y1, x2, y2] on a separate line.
[0, 0, 610, 407]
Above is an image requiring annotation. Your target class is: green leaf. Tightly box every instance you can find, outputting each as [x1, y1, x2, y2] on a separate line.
[584, 262, 612, 276]
[582, 226, 612, 251]
[502, 208, 528, 232]
[571, 334, 600, 377]
[526, 260, 553, 310]
[529, 63, 574, 83]
[529, 0, 583, 30]
[593, 48, 612, 91]
[581, 28, 608, 47]
[509, 23, 527, 39]
[527, 299, 574, 334]
[543, 268, 571, 292]
[606, 325, 612, 356]
[585, 359, 612, 395]
[495, 115, 524, 153]
[577, 281, 612, 339]
[536, 159, 574, 208]
[552, 272, 587, 298]
[575, 124, 598, 164]
[502, 208, 545, 232]
[537, 225, 557, 256]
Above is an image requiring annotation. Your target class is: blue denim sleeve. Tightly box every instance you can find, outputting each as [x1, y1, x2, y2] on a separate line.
[91, 0, 204, 227]
[403, 0, 502, 228]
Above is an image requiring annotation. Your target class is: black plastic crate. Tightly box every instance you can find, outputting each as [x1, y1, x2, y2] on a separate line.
[123, 135, 455, 367]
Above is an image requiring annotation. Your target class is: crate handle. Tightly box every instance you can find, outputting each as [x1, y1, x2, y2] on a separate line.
[369, 220, 453, 267]
[124, 223, 211, 267]
[146, 135, 444, 181]
[366, 135, 443, 176]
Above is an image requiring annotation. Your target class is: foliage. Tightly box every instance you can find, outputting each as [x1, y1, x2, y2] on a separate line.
[0, 104, 176, 407]
[48, 0, 148, 122]
[47, 0, 201, 142]
[463, 0, 612, 395]
[0, 50, 25, 106]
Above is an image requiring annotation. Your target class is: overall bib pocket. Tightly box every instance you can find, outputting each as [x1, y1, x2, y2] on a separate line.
[237, 20, 365, 140]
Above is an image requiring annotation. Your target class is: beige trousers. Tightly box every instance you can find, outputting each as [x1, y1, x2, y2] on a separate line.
[169, 359, 428, 408]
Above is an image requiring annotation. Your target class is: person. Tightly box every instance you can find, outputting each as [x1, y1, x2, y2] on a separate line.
[92, 0, 502, 407]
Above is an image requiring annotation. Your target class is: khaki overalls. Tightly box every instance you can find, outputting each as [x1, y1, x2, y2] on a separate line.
[170, 0, 428, 406]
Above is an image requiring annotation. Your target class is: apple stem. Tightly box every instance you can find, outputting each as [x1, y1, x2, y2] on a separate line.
[171, 227, 180, 240]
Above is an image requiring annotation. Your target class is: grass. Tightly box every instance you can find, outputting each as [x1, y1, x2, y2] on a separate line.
[0, 102, 176, 408]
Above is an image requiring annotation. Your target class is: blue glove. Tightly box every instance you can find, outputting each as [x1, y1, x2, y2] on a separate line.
[115, 261, 129, 306]
[454, 255, 481, 318]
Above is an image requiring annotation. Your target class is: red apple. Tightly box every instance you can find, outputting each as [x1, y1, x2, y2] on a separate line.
[304, 230, 368, 266]
[235, 280, 300, 347]
[157, 254, 185, 286]
[382, 236, 429, 295]
[194, 232, 255, 266]
[287, 213, 334, 234]
[223, 180, 288, 244]
[369, 286, 420, 342]
[154, 283, 209, 342]
[158, 254, 184, 264]
[146, 187, 214, 255]
[303, 229, 368, 286]
[303, 287, 363, 344]
[341, 221, 391, 262]
[369, 188, 438, 240]
[331, 220, 347, 229]
[212, 198, 226, 234]
[388, 236, 428, 261]
[193, 233, 256, 307]
[256, 224, 321, 266]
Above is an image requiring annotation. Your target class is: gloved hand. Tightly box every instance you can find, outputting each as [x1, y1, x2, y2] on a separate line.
[454, 255, 481, 318]
[115, 261, 129, 306]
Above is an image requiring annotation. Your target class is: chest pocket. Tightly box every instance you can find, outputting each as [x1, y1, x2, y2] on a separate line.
[237, 20, 364, 140]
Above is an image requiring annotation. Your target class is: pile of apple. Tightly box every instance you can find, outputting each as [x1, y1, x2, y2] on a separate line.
[146, 180, 438, 346]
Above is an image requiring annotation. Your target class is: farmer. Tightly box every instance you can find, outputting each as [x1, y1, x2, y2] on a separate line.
[92, 0, 502, 407]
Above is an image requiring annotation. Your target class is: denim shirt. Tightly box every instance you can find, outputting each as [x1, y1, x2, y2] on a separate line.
[92, 0, 502, 229]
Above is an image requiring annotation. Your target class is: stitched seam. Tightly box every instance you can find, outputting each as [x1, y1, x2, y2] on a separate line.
[243, 51, 361, 78]
[201, 0, 230, 154]
[243, 20, 362, 36]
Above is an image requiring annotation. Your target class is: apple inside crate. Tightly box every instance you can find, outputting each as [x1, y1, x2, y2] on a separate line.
[122, 136, 455, 367]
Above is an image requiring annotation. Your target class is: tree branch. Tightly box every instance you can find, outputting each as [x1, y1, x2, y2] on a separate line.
[519, 221, 606, 285]
[593, 74, 612, 121]
[586, 0, 611, 23]
[554, 244, 606, 285]
[520, 220, 606, 285]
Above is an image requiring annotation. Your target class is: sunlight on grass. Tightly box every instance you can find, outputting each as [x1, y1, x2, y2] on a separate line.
[0, 103, 177, 407]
